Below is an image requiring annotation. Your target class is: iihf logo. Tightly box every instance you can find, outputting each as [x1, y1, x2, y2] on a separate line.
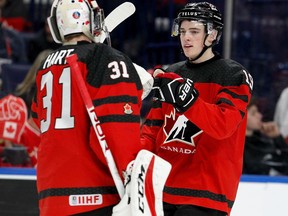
[69, 194, 103, 206]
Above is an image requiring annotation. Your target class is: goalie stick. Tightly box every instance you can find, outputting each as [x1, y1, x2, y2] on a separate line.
[67, 54, 171, 216]
[99, 2, 136, 43]
[66, 54, 125, 198]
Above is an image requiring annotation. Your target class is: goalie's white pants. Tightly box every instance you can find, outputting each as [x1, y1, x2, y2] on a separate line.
[112, 150, 171, 216]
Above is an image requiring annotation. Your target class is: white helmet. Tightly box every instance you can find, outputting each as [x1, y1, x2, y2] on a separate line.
[47, 0, 105, 44]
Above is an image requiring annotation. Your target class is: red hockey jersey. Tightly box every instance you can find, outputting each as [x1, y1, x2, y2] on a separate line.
[31, 41, 143, 215]
[141, 55, 253, 215]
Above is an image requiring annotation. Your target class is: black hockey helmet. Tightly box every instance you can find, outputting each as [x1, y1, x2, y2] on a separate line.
[171, 2, 223, 43]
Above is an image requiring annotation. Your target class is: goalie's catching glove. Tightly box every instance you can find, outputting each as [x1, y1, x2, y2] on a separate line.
[152, 69, 199, 113]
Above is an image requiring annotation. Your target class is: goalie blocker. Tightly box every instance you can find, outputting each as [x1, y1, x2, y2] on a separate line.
[112, 150, 171, 216]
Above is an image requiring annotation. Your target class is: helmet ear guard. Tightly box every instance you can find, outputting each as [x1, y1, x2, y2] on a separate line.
[171, 21, 179, 37]
[206, 22, 221, 45]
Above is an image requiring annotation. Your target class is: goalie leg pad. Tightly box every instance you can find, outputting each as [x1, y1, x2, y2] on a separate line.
[130, 150, 171, 216]
[112, 150, 171, 216]
[111, 191, 132, 216]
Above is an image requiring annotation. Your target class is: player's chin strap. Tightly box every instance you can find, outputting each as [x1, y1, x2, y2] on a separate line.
[188, 34, 214, 62]
[112, 150, 171, 216]
[189, 27, 221, 62]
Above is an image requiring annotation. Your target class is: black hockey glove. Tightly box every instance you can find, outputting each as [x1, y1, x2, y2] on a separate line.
[152, 69, 199, 113]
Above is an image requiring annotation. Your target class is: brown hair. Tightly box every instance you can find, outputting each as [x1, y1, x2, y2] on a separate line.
[14, 49, 53, 96]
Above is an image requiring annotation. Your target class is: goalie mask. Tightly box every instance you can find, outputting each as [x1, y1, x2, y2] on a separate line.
[171, 2, 223, 45]
[47, 0, 106, 44]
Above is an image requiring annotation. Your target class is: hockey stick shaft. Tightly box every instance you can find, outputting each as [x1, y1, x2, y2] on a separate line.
[99, 2, 136, 43]
[66, 54, 124, 198]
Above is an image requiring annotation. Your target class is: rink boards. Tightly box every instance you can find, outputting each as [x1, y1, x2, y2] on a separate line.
[0, 168, 38, 216]
[1, 168, 288, 216]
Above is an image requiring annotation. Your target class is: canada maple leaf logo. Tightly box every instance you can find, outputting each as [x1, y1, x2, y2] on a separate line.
[6, 124, 15, 133]
[3, 121, 17, 139]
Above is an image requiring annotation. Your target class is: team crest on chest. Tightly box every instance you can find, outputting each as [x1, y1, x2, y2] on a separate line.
[163, 109, 203, 146]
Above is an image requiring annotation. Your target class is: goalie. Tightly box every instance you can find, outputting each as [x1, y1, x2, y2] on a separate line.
[31, 0, 170, 215]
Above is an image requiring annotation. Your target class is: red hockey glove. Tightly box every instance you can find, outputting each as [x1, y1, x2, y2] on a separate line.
[152, 69, 199, 113]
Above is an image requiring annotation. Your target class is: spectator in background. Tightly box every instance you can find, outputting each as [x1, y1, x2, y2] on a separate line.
[0, 0, 29, 32]
[15, 49, 53, 117]
[0, 138, 31, 167]
[27, 21, 61, 63]
[243, 97, 288, 176]
[0, 94, 39, 167]
[0, 22, 27, 62]
[12, 50, 53, 167]
[274, 86, 288, 143]
[0, 51, 49, 168]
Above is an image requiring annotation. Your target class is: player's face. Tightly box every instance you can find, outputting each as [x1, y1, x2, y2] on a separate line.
[247, 105, 263, 131]
[179, 20, 206, 60]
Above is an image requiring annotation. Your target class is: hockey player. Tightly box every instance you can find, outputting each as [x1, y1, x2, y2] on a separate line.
[141, 2, 253, 216]
[31, 0, 170, 215]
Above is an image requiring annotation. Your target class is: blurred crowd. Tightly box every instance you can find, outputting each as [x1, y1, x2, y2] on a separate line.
[0, 0, 60, 64]
[0, 0, 58, 167]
